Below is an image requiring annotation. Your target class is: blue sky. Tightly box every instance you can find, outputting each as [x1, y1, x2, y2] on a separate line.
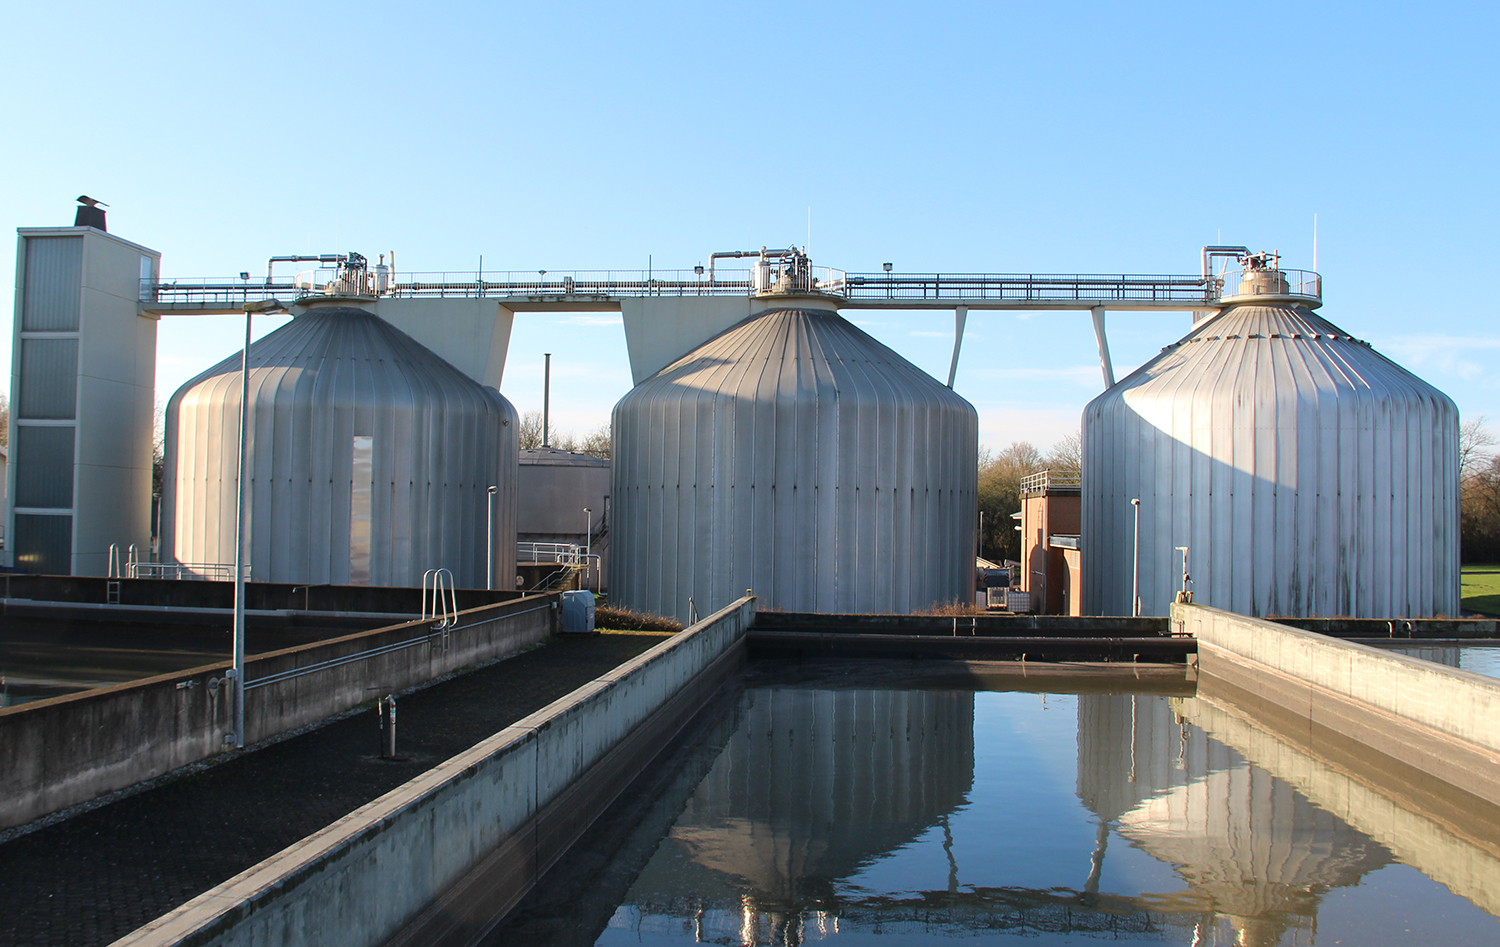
[3, 1, 1496, 451]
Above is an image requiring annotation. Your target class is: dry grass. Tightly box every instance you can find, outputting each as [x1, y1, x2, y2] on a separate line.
[594, 605, 682, 633]
[913, 598, 989, 617]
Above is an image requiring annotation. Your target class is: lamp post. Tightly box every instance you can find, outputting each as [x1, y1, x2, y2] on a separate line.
[486, 485, 498, 591]
[1130, 498, 1141, 617]
[234, 298, 287, 748]
[883, 261, 893, 299]
[583, 506, 592, 588]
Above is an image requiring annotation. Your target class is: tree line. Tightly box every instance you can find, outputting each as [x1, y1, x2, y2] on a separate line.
[978, 432, 1080, 564]
[1463, 418, 1500, 563]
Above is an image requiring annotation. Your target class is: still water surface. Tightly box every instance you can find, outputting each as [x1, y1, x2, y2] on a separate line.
[491, 661, 1500, 947]
[1383, 642, 1500, 680]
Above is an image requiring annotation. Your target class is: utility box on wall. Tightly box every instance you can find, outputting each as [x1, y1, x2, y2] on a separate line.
[9, 226, 159, 575]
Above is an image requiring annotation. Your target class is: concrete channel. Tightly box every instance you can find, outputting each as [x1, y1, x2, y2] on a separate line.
[12, 601, 1500, 945]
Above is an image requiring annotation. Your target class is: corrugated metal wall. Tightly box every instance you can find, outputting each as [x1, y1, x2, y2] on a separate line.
[1082, 302, 1459, 618]
[163, 306, 518, 588]
[612, 307, 978, 622]
[21, 237, 81, 332]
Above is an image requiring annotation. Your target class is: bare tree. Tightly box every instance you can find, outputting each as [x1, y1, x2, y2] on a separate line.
[1461, 416, 1495, 481]
[0, 394, 8, 448]
[977, 441, 1047, 562]
[518, 410, 545, 450]
[516, 410, 609, 458]
[1043, 430, 1082, 477]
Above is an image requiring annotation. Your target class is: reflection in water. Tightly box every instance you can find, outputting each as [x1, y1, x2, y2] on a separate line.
[492, 665, 1500, 946]
[1077, 695, 1390, 946]
[1384, 642, 1500, 680]
[626, 687, 975, 942]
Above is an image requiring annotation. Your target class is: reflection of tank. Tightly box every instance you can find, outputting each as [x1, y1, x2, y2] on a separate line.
[626, 685, 975, 917]
[611, 304, 978, 623]
[1076, 694, 1392, 946]
[1082, 281, 1459, 618]
[163, 305, 518, 588]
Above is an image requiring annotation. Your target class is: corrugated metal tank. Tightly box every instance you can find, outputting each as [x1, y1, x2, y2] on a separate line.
[612, 303, 978, 622]
[163, 304, 518, 588]
[1082, 295, 1459, 618]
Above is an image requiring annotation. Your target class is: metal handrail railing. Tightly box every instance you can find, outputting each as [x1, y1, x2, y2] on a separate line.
[1213, 266, 1321, 301]
[422, 569, 457, 628]
[1019, 470, 1082, 495]
[132, 561, 251, 581]
[143, 268, 1248, 308]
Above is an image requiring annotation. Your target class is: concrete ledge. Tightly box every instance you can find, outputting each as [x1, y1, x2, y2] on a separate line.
[747, 631, 1192, 663]
[112, 597, 756, 947]
[754, 611, 1169, 636]
[1178, 603, 1500, 810]
[1175, 690, 1500, 919]
[0, 595, 558, 831]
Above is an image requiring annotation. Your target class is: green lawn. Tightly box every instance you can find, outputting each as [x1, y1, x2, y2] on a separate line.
[1462, 565, 1500, 616]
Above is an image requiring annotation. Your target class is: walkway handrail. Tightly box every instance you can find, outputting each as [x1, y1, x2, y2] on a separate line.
[422, 569, 457, 628]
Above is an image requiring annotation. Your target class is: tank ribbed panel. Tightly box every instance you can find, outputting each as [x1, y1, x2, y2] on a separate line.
[162, 307, 518, 588]
[1081, 303, 1459, 618]
[612, 308, 978, 623]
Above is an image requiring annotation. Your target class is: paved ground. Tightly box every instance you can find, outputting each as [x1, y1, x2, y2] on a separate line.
[0, 631, 670, 947]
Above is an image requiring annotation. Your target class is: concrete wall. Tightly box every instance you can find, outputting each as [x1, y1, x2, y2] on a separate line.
[1175, 692, 1500, 921]
[0, 594, 557, 831]
[115, 596, 756, 947]
[1179, 602, 1500, 810]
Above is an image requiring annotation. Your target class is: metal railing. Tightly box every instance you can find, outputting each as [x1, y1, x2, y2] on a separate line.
[422, 569, 457, 628]
[1019, 470, 1082, 495]
[144, 267, 1319, 309]
[1214, 266, 1321, 301]
[130, 561, 252, 581]
[841, 272, 1214, 304]
[109, 544, 249, 581]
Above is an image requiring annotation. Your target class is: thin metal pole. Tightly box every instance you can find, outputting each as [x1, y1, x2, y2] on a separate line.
[1130, 498, 1141, 617]
[486, 485, 498, 591]
[584, 506, 592, 589]
[232, 308, 251, 748]
[542, 353, 551, 448]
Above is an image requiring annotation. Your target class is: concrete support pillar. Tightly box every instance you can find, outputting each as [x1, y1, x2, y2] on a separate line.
[1091, 306, 1116, 389]
[947, 306, 968, 389]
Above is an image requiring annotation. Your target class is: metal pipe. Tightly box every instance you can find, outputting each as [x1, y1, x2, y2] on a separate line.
[232, 307, 251, 748]
[542, 353, 551, 448]
[1130, 499, 1141, 617]
[486, 485, 498, 590]
[707, 247, 797, 283]
[1200, 246, 1250, 280]
[265, 253, 346, 285]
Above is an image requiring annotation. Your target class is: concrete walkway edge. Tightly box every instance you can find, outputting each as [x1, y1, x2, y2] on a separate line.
[110, 596, 756, 947]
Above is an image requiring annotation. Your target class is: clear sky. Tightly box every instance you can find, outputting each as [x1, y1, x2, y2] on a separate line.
[3, 0, 1496, 452]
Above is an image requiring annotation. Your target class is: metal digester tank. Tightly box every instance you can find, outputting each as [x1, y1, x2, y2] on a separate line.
[611, 296, 978, 622]
[162, 303, 518, 588]
[1081, 256, 1459, 618]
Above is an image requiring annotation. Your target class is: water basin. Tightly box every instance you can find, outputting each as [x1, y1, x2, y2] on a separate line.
[489, 659, 1500, 946]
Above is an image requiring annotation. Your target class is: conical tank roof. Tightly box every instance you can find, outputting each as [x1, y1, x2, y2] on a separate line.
[1082, 301, 1458, 617]
[163, 306, 518, 588]
[612, 307, 978, 620]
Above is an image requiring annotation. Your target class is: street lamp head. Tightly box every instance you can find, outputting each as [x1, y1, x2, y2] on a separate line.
[239, 271, 250, 281]
[883, 262, 893, 273]
[243, 298, 288, 316]
[1130, 498, 1140, 506]
[487, 485, 498, 495]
